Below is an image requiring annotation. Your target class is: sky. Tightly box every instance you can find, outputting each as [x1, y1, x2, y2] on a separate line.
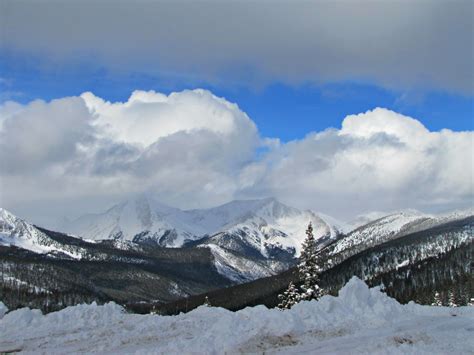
[0, 0, 473, 227]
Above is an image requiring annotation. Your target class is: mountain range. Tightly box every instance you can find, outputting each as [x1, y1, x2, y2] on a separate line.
[59, 196, 347, 281]
[0, 197, 472, 312]
[61, 196, 343, 250]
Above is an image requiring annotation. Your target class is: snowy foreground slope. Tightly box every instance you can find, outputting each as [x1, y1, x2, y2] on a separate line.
[1, 278, 473, 354]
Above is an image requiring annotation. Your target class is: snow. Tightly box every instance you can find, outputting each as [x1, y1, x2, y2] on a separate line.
[317, 212, 352, 234]
[348, 211, 391, 230]
[1, 277, 472, 354]
[204, 244, 274, 282]
[0, 208, 84, 259]
[61, 196, 472, 263]
[396, 259, 410, 269]
[0, 208, 51, 254]
[345, 207, 474, 248]
[62, 196, 275, 246]
[1, 202, 341, 283]
[434, 207, 474, 222]
[333, 208, 474, 260]
[61, 196, 342, 251]
[333, 210, 431, 255]
[192, 200, 343, 280]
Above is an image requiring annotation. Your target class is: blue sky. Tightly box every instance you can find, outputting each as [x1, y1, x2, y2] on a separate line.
[1, 1, 473, 142]
[0, 0, 472, 225]
[1, 55, 472, 142]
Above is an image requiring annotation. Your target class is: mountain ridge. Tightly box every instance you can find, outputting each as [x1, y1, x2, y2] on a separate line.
[60, 196, 344, 254]
[1, 203, 472, 284]
[1, 205, 472, 313]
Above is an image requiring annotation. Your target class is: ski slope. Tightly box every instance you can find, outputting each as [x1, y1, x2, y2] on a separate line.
[1, 277, 472, 354]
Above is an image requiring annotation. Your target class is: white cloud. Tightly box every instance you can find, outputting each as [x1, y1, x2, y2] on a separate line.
[340, 108, 429, 142]
[0, 91, 472, 226]
[242, 108, 473, 217]
[0, 90, 260, 225]
[81, 89, 256, 147]
[0, 97, 94, 173]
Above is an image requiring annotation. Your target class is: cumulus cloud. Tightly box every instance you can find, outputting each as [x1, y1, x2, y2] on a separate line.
[241, 108, 473, 217]
[0, 90, 472, 226]
[80, 89, 257, 147]
[0, 97, 94, 173]
[1, 1, 472, 93]
[0, 90, 260, 225]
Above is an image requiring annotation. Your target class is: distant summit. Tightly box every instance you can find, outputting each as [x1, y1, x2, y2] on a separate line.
[61, 196, 343, 254]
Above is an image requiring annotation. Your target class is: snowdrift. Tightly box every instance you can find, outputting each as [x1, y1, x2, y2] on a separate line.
[1, 277, 473, 354]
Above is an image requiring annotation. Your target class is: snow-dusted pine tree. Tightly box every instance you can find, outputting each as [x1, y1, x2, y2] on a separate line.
[203, 296, 211, 307]
[298, 222, 324, 301]
[278, 222, 325, 309]
[277, 282, 300, 309]
[150, 305, 162, 315]
[448, 290, 457, 307]
[432, 291, 443, 306]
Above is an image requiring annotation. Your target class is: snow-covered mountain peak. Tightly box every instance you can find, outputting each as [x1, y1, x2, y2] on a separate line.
[198, 199, 344, 265]
[0, 208, 83, 258]
[0, 208, 19, 230]
[189, 197, 299, 224]
[63, 196, 187, 246]
[204, 197, 302, 230]
[61, 196, 344, 261]
[0, 208, 36, 235]
[253, 198, 302, 220]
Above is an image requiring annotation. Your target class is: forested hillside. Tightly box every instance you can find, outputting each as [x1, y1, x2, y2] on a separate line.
[1, 213, 472, 314]
[152, 217, 473, 315]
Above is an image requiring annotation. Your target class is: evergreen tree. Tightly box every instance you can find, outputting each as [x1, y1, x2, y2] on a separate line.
[448, 290, 457, 307]
[203, 296, 211, 307]
[277, 282, 300, 309]
[432, 291, 443, 306]
[277, 222, 325, 309]
[298, 222, 324, 301]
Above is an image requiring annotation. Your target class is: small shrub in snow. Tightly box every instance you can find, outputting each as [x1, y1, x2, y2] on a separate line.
[203, 296, 211, 307]
[432, 291, 443, 306]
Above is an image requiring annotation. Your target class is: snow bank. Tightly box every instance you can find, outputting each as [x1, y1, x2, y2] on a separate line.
[1, 277, 473, 354]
